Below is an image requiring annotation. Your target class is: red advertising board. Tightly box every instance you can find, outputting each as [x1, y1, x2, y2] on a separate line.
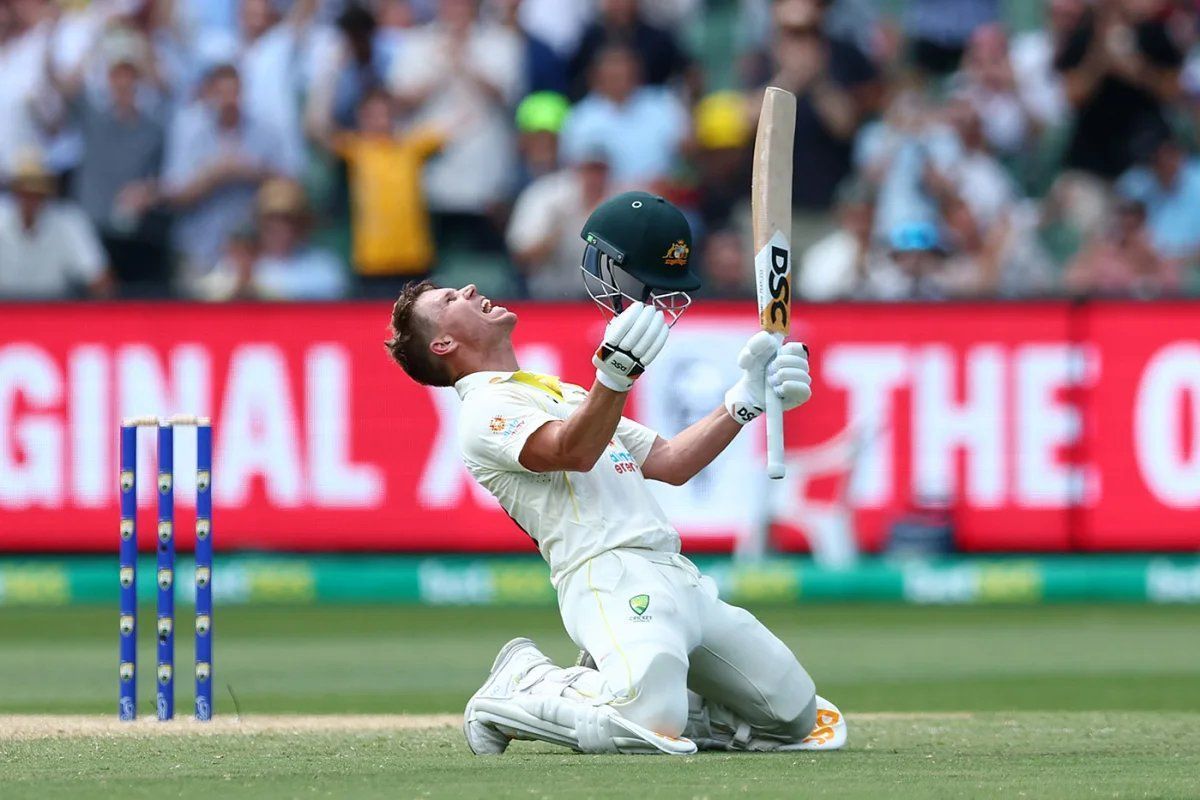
[1077, 303, 1200, 550]
[0, 301, 1197, 553]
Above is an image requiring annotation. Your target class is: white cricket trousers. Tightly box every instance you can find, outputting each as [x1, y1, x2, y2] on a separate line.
[556, 547, 817, 740]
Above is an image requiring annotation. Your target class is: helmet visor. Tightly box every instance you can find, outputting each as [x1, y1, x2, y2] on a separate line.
[581, 244, 692, 326]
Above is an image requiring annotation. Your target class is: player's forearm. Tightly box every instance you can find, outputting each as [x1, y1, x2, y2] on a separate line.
[521, 381, 628, 473]
[643, 407, 741, 486]
[556, 382, 629, 468]
[526, 302, 669, 473]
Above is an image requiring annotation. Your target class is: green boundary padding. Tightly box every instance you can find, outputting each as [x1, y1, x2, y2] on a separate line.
[0, 555, 1198, 607]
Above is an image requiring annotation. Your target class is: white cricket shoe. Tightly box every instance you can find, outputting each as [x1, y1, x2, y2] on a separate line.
[788, 695, 847, 751]
[464, 637, 552, 755]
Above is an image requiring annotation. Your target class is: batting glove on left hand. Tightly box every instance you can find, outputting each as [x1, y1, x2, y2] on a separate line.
[592, 302, 670, 392]
[724, 331, 812, 425]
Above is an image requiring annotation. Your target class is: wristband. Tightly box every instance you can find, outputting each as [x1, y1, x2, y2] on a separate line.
[595, 368, 634, 393]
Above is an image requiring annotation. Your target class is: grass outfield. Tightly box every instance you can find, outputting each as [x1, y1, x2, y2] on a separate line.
[2, 605, 1199, 798]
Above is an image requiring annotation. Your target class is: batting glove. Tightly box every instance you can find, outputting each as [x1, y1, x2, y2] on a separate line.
[724, 331, 812, 425]
[593, 303, 670, 392]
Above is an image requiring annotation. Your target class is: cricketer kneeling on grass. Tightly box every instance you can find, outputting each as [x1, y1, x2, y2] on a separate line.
[385, 191, 846, 755]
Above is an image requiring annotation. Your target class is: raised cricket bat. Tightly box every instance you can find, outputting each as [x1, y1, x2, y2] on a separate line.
[752, 87, 796, 480]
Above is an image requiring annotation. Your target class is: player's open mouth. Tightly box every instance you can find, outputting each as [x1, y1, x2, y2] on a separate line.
[481, 298, 506, 316]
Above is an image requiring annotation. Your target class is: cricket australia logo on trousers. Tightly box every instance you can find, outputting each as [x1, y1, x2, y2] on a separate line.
[628, 594, 651, 620]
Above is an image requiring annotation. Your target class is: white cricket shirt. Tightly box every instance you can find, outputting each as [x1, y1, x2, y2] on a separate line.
[455, 370, 681, 585]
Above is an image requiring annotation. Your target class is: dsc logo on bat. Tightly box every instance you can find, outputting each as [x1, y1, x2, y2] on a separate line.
[764, 245, 790, 328]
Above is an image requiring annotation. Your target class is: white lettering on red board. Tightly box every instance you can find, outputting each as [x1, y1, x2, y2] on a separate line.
[4, 338, 1200, 516]
[0, 344, 62, 507]
[1136, 343, 1200, 508]
[822, 343, 1099, 509]
[0, 342, 382, 510]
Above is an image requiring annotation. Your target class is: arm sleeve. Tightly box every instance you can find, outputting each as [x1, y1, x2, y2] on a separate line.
[616, 416, 660, 466]
[459, 389, 559, 473]
[407, 127, 447, 158]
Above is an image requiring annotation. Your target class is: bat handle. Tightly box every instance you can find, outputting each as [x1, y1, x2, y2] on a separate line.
[765, 350, 785, 480]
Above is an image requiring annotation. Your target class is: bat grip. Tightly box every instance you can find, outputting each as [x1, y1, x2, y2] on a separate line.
[765, 352, 785, 480]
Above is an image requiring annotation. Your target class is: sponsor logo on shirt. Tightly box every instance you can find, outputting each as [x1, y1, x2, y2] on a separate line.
[489, 415, 526, 440]
[609, 445, 639, 475]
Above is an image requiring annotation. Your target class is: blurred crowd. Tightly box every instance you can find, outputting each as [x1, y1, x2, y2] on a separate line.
[2, 0, 1200, 302]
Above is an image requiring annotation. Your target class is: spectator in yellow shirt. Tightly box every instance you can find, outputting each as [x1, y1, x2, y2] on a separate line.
[309, 85, 444, 293]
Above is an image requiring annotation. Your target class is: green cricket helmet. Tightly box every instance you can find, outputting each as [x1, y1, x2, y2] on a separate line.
[580, 191, 701, 325]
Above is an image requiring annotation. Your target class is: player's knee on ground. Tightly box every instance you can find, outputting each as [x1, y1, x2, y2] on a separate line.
[611, 651, 690, 738]
[778, 694, 818, 742]
[762, 661, 818, 741]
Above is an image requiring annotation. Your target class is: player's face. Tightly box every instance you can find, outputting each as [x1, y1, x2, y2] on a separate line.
[420, 284, 516, 350]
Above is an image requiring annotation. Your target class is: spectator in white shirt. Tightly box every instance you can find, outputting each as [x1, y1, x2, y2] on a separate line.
[930, 96, 1054, 297]
[954, 24, 1036, 156]
[196, 0, 335, 175]
[799, 179, 876, 301]
[559, 43, 688, 190]
[506, 146, 611, 299]
[162, 63, 294, 280]
[390, 0, 522, 251]
[250, 178, 346, 300]
[0, 0, 53, 175]
[854, 89, 960, 239]
[44, 27, 169, 291]
[0, 154, 112, 299]
[1008, 0, 1080, 130]
[198, 177, 346, 301]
